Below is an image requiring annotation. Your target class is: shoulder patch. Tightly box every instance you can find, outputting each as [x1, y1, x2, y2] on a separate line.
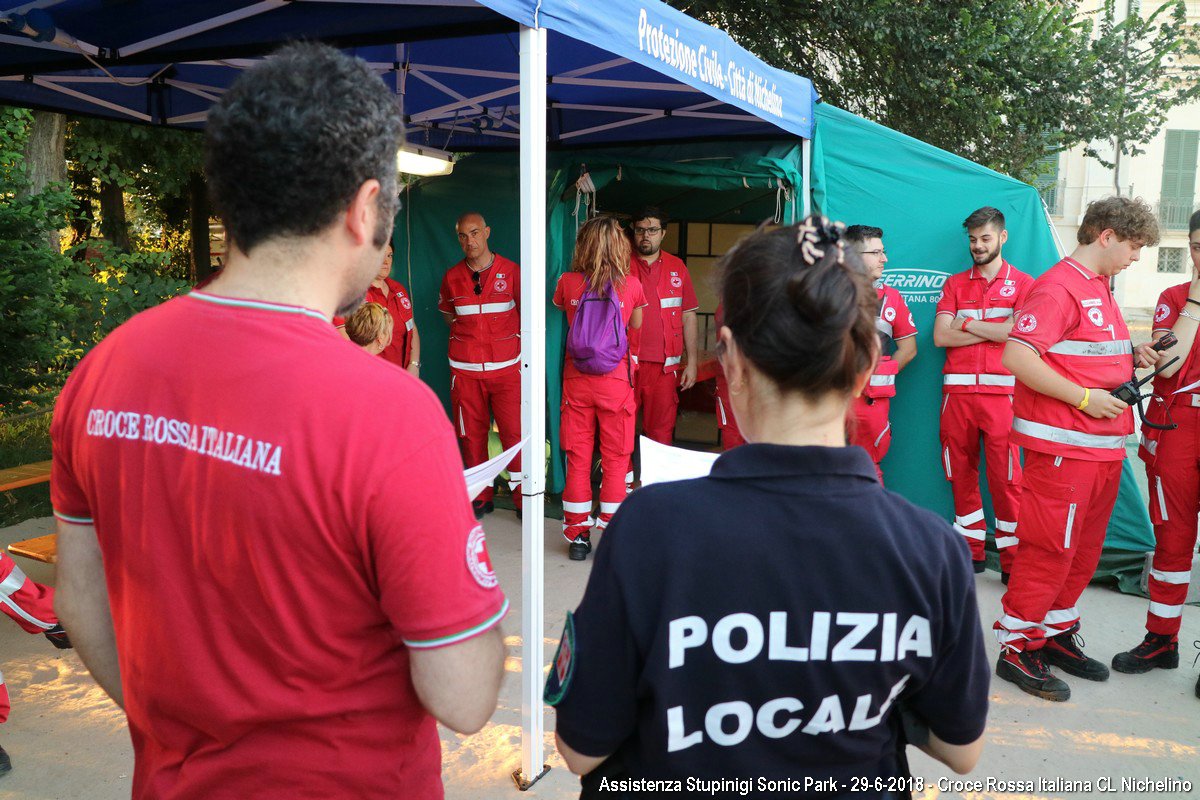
[1015, 312, 1038, 334]
[1155, 303, 1171, 323]
[466, 525, 498, 589]
[543, 612, 577, 706]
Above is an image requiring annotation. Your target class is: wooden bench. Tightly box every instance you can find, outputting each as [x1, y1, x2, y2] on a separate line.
[0, 460, 52, 493]
[1, 460, 56, 564]
[8, 534, 56, 564]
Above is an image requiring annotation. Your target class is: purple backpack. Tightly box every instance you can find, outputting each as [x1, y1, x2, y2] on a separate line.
[566, 282, 629, 377]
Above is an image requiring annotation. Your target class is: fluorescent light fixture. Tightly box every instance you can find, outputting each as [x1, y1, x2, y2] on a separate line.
[397, 144, 455, 177]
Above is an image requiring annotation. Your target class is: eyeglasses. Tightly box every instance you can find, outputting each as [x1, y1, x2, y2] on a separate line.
[633, 226, 663, 236]
[860, 249, 886, 257]
[471, 270, 483, 295]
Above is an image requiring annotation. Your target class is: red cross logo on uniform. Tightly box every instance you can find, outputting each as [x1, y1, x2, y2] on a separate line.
[883, 306, 897, 323]
[465, 526, 498, 589]
[1155, 303, 1171, 323]
[1016, 313, 1037, 334]
[670, 276, 682, 289]
[1000, 285, 1015, 298]
[1087, 307, 1105, 328]
[401, 296, 412, 310]
[493, 280, 508, 293]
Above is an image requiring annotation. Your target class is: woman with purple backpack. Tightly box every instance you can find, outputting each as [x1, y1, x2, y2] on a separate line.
[553, 216, 648, 561]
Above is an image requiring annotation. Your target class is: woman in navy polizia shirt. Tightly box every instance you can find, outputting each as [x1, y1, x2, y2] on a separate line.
[546, 217, 989, 799]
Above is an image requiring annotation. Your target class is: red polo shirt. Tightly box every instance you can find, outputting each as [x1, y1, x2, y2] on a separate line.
[935, 261, 1034, 394]
[632, 250, 698, 364]
[50, 291, 507, 800]
[1009, 258, 1134, 461]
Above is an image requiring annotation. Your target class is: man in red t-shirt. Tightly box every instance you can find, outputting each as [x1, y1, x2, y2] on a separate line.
[628, 208, 699, 484]
[933, 207, 1034, 579]
[994, 196, 1159, 703]
[439, 212, 523, 519]
[844, 225, 917, 483]
[51, 44, 506, 800]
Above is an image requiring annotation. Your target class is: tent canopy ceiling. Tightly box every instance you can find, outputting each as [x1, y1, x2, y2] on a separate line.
[0, 0, 815, 147]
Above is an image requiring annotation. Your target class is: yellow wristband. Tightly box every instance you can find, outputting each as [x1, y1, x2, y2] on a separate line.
[1076, 387, 1090, 411]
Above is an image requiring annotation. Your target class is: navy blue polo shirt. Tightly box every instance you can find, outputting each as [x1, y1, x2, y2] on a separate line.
[550, 444, 988, 799]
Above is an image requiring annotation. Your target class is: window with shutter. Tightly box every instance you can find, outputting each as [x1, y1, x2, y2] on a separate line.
[1160, 130, 1199, 230]
[1158, 247, 1186, 274]
[1032, 152, 1062, 215]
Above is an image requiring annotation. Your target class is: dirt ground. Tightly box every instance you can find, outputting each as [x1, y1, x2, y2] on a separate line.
[1, 510, 1198, 800]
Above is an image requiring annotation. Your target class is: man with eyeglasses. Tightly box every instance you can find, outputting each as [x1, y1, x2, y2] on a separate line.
[933, 207, 1034, 580]
[844, 224, 917, 483]
[628, 207, 699, 459]
[439, 212, 523, 519]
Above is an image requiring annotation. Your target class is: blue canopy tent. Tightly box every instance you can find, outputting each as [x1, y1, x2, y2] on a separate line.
[0, 0, 816, 786]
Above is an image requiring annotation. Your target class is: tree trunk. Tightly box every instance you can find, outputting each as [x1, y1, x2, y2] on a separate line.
[188, 173, 213, 284]
[98, 179, 133, 253]
[19, 111, 67, 251]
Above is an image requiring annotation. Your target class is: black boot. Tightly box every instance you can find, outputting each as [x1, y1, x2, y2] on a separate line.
[1043, 626, 1109, 681]
[44, 623, 73, 650]
[996, 648, 1070, 701]
[1111, 632, 1179, 674]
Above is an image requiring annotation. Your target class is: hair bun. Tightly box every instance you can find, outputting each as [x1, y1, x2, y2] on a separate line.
[787, 217, 851, 324]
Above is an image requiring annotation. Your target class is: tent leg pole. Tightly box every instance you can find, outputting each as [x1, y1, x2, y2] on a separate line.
[801, 137, 812, 218]
[514, 21, 550, 793]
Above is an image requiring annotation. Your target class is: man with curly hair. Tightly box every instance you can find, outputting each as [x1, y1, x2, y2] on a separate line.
[50, 43, 506, 799]
[994, 196, 1160, 703]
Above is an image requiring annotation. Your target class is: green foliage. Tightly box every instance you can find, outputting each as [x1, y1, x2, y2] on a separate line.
[672, 0, 1200, 182]
[1, 107, 189, 407]
[0, 106, 76, 405]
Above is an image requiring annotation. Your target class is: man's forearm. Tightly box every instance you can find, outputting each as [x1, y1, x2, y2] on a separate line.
[965, 319, 1014, 343]
[1002, 342, 1084, 406]
[683, 312, 698, 362]
[55, 521, 124, 708]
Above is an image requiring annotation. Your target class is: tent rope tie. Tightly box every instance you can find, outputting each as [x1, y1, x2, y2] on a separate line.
[775, 179, 792, 225]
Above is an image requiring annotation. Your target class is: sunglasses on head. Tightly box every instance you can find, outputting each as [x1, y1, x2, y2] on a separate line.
[471, 271, 483, 295]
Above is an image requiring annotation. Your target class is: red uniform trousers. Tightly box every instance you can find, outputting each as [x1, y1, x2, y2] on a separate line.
[561, 377, 637, 541]
[0, 552, 60, 724]
[1143, 405, 1200, 637]
[450, 368, 522, 508]
[850, 396, 891, 484]
[634, 362, 679, 445]
[714, 370, 745, 450]
[629, 362, 680, 488]
[995, 451, 1121, 653]
[939, 393, 1023, 571]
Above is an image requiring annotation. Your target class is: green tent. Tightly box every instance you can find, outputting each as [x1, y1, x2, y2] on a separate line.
[394, 103, 1155, 593]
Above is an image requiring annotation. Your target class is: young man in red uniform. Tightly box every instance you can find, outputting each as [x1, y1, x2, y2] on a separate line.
[0, 552, 72, 774]
[440, 212, 523, 519]
[934, 207, 1035, 579]
[367, 244, 421, 376]
[995, 196, 1160, 702]
[845, 225, 917, 482]
[629, 208, 699, 473]
[1117, 209, 1200, 697]
[51, 44, 507, 800]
